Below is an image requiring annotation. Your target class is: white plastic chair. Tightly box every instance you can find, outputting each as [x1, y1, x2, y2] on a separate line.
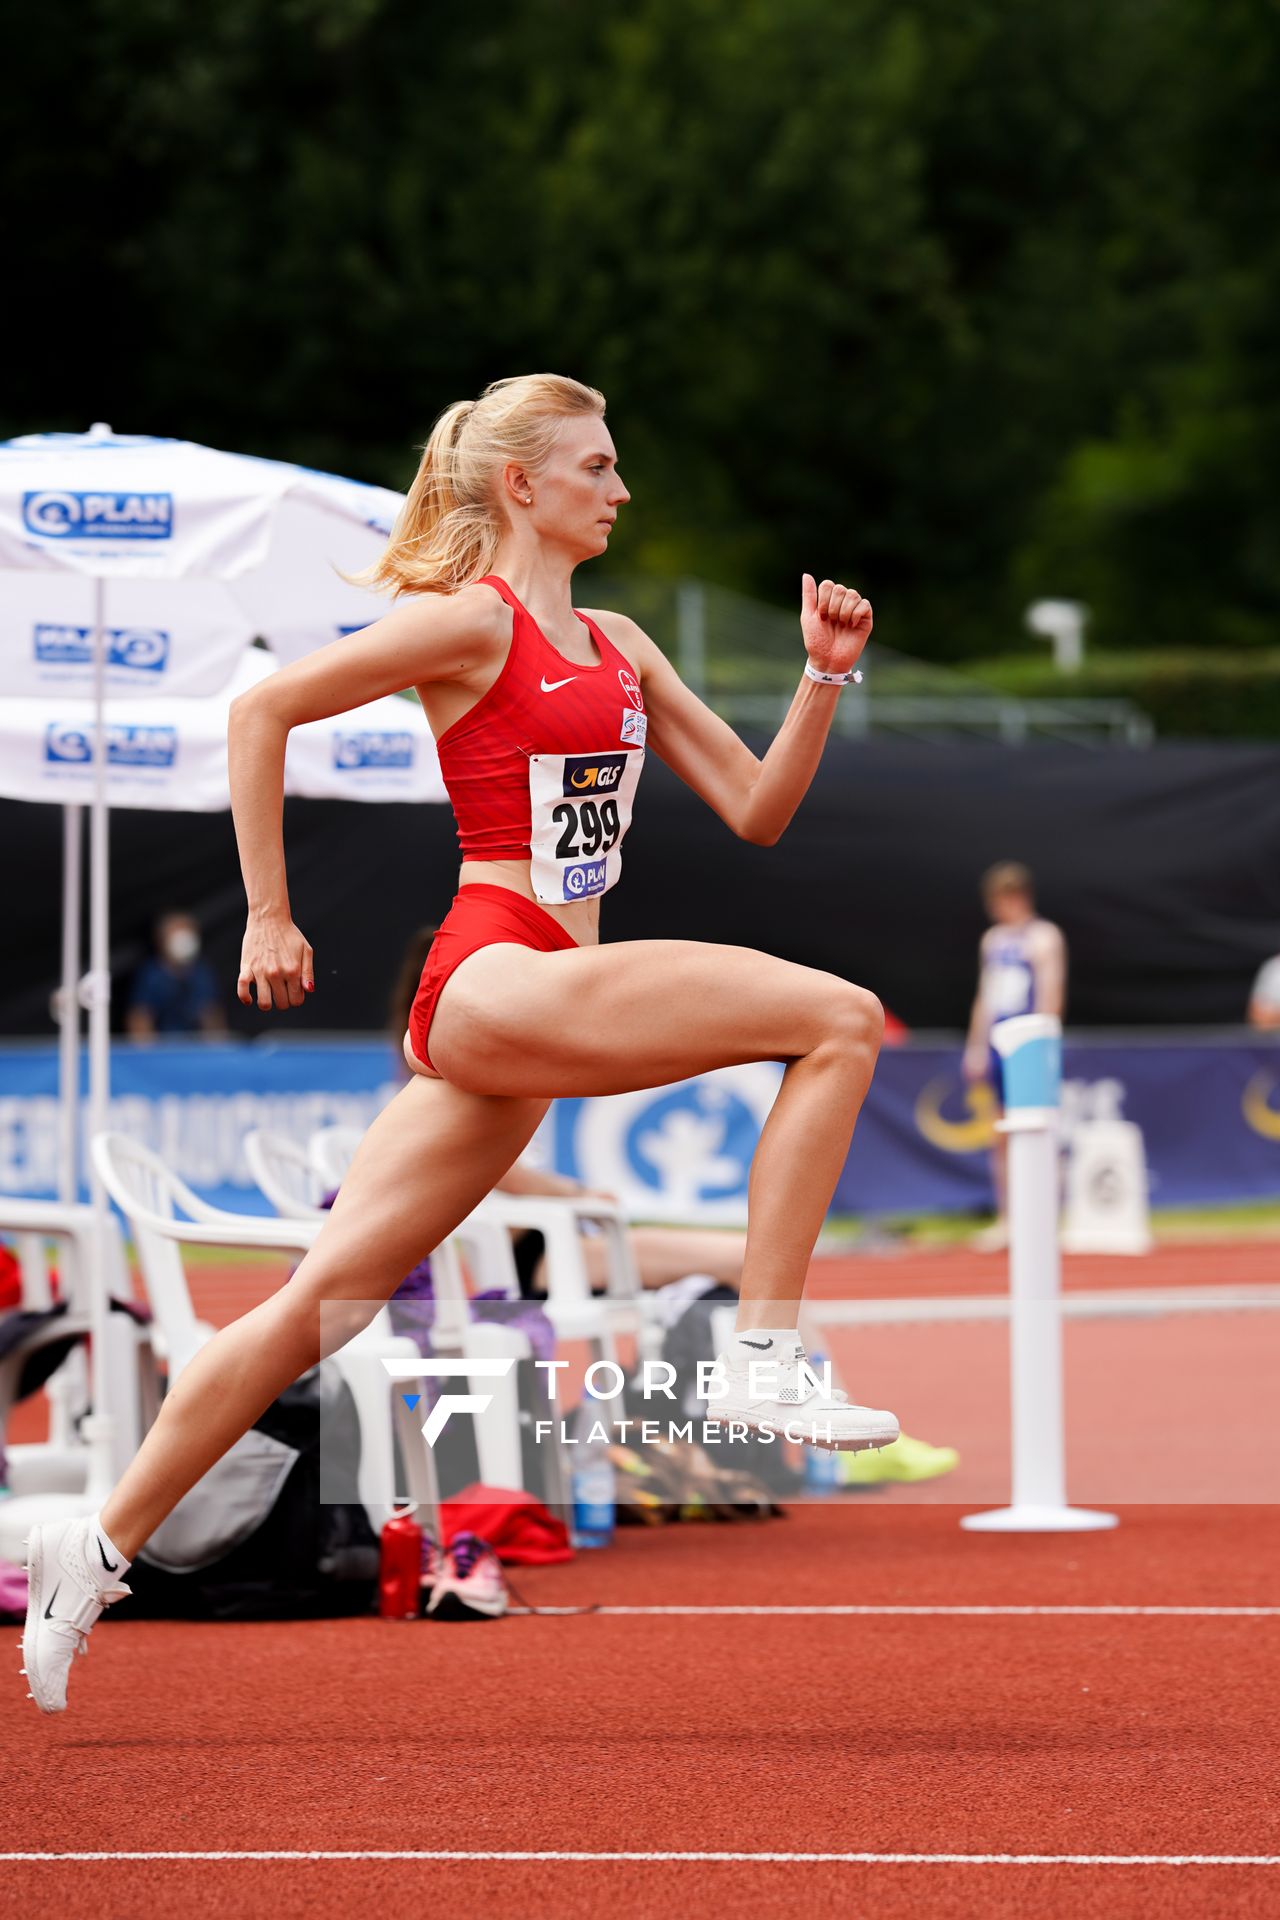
[315, 1125, 646, 1492]
[0, 1197, 145, 1493]
[91, 1133, 435, 1529]
[308, 1123, 641, 1329]
[244, 1129, 328, 1219]
[308, 1125, 365, 1193]
[476, 1190, 645, 1348]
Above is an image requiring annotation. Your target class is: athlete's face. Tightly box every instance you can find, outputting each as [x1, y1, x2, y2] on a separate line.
[521, 415, 630, 559]
[987, 887, 1033, 927]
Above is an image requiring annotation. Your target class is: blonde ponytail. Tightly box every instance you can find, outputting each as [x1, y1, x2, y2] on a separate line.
[358, 374, 606, 597]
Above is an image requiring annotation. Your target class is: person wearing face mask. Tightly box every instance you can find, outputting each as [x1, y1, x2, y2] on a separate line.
[126, 912, 227, 1039]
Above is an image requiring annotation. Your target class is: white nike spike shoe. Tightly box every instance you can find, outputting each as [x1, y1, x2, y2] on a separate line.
[704, 1342, 900, 1453]
[22, 1515, 132, 1714]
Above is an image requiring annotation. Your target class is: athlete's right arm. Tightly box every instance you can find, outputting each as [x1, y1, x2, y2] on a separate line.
[230, 588, 503, 1011]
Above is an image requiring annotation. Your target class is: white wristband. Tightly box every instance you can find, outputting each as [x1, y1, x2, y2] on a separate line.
[804, 660, 863, 687]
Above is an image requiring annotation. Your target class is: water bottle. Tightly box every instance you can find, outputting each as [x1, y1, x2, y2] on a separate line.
[378, 1506, 424, 1617]
[570, 1405, 616, 1549]
[802, 1351, 842, 1495]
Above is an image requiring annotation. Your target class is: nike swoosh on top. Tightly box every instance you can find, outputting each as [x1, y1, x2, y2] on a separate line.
[540, 675, 578, 693]
[97, 1536, 119, 1574]
[738, 1337, 773, 1351]
[44, 1582, 62, 1620]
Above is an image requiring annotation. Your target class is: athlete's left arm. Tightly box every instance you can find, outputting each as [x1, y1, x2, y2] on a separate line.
[1031, 922, 1068, 1019]
[594, 575, 871, 844]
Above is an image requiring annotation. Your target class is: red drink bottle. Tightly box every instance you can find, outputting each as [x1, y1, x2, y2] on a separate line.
[379, 1508, 424, 1619]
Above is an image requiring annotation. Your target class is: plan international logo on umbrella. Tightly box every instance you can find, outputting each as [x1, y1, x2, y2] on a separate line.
[45, 722, 178, 768]
[34, 624, 171, 673]
[22, 490, 174, 541]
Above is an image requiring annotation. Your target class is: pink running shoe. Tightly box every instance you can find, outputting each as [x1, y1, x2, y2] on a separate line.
[426, 1532, 509, 1621]
[420, 1530, 443, 1610]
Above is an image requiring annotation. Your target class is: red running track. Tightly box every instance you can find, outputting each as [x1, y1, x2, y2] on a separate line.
[5, 1239, 1278, 1914]
[150, 1238, 1280, 1327]
[6, 1505, 1280, 1918]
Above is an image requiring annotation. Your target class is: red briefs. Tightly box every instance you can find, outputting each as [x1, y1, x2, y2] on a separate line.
[407, 883, 579, 1074]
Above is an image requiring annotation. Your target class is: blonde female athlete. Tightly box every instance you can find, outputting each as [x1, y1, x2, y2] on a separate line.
[23, 373, 897, 1713]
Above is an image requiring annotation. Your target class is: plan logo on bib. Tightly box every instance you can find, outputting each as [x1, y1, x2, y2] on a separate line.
[45, 722, 178, 768]
[22, 490, 174, 542]
[563, 858, 608, 898]
[34, 624, 170, 674]
[332, 730, 414, 770]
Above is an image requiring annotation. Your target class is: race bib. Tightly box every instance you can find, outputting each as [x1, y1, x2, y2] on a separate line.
[528, 748, 644, 905]
[987, 960, 1034, 1017]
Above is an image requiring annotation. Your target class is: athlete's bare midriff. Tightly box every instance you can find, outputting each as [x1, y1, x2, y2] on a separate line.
[455, 858, 601, 947]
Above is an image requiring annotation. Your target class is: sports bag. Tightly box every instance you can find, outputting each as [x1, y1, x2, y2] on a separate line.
[126, 1360, 379, 1619]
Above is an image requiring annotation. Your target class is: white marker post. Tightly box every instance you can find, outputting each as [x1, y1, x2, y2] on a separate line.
[962, 1014, 1117, 1535]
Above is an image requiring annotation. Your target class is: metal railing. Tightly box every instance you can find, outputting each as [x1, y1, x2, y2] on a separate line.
[591, 576, 1154, 747]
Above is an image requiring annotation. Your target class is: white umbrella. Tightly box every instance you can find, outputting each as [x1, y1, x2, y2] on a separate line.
[0, 647, 276, 813]
[0, 650, 443, 812]
[0, 425, 416, 1504]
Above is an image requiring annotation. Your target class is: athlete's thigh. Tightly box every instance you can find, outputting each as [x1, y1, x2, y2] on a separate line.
[429, 937, 875, 1097]
[306, 1072, 548, 1295]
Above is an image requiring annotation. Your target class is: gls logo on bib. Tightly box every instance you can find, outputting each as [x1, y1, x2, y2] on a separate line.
[562, 752, 626, 796]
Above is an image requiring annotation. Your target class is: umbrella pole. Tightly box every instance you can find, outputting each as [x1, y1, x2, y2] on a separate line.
[58, 804, 83, 1205]
[82, 575, 116, 1503]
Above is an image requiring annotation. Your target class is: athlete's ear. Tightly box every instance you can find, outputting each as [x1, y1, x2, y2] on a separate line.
[502, 462, 534, 509]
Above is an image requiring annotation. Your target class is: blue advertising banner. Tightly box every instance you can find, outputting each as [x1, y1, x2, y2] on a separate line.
[827, 1037, 1280, 1215]
[0, 1039, 403, 1213]
[0, 1034, 1277, 1218]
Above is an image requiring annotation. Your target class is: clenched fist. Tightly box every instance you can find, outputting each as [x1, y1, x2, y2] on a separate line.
[801, 573, 873, 677]
[237, 911, 315, 1012]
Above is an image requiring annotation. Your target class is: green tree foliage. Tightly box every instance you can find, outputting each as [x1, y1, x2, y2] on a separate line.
[5, 0, 1275, 662]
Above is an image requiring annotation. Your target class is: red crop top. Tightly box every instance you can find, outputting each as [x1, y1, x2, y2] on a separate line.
[433, 575, 648, 906]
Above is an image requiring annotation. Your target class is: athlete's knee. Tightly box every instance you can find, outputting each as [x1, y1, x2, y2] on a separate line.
[826, 983, 884, 1057]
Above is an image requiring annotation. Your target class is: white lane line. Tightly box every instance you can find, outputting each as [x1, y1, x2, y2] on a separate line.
[811, 1285, 1280, 1325]
[511, 1604, 1280, 1617]
[1, 1850, 1278, 1866]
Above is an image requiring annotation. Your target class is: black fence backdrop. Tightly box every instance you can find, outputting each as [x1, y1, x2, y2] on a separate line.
[2, 738, 1278, 1039]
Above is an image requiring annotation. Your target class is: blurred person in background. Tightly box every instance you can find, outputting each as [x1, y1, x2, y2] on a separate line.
[1247, 952, 1280, 1031]
[126, 912, 227, 1040]
[963, 862, 1067, 1253]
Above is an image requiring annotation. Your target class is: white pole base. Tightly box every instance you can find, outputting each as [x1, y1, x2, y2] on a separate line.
[961, 1504, 1119, 1534]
